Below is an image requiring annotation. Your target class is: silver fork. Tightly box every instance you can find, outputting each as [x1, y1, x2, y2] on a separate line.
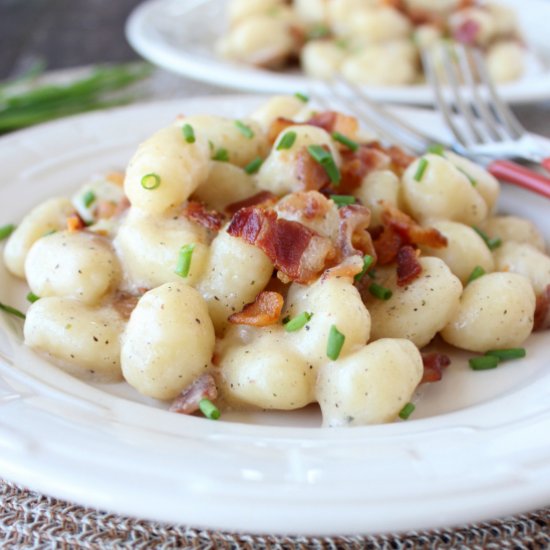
[421, 42, 550, 169]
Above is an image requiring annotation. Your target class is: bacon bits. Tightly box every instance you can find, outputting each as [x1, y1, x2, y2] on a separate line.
[225, 191, 278, 216]
[66, 213, 86, 232]
[228, 291, 284, 326]
[396, 245, 422, 286]
[339, 145, 390, 192]
[182, 201, 224, 232]
[421, 352, 451, 384]
[296, 146, 332, 191]
[534, 284, 550, 331]
[169, 374, 218, 415]
[337, 204, 375, 260]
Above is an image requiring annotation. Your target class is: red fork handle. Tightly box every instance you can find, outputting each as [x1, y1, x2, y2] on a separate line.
[488, 160, 550, 199]
[543, 157, 550, 173]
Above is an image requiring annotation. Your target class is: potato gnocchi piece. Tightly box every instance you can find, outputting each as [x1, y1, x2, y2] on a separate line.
[480, 216, 546, 252]
[493, 242, 550, 295]
[402, 154, 488, 225]
[355, 170, 401, 227]
[4, 198, 76, 278]
[250, 95, 308, 132]
[218, 330, 316, 410]
[114, 209, 209, 291]
[365, 257, 462, 348]
[179, 115, 269, 168]
[300, 40, 347, 80]
[257, 125, 340, 195]
[124, 125, 211, 216]
[196, 229, 273, 333]
[121, 282, 215, 400]
[25, 231, 120, 305]
[24, 297, 125, 381]
[441, 272, 535, 352]
[316, 338, 423, 427]
[419, 221, 494, 285]
[346, 7, 412, 44]
[284, 276, 371, 369]
[228, 0, 285, 26]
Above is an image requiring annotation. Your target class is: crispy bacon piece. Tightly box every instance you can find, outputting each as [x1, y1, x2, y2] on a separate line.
[296, 146, 332, 191]
[106, 171, 125, 186]
[339, 145, 390, 192]
[276, 190, 333, 222]
[227, 206, 335, 283]
[321, 255, 364, 281]
[226, 191, 278, 215]
[182, 201, 224, 232]
[337, 204, 376, 260]
[396, 245, 422, 286]
[169, 374, 218, 415]
[421, 352, 451, 384]
[228, 291, 284, 326]
[372, 225, 403, 265]
[534, 284, 550, 331]
[307, 111, 359, 138]
[267, 117, 295, 144]
[66, 213, 85, 232]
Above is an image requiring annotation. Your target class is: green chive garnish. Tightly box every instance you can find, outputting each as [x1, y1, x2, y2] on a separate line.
[427, 144, 445, 156]
[354, 254, 374, 281]
[182, 124, 196, 143]
[26, 292, 40, 303]
[307, 145, 341, 185]
[83, 190, 96, 208]
[327, 325, 345, 361]
[368, 283, 392, 300]
[485, 348, 526, 361]
[235, 120, 254, 139]
[467, 265, 485, 284]
[212, 148, 229, 162]
[0, 302, 25, 320]
[332, 131, 359, 152]
[0, 224, 15, 240]
[244, 157, 263, 174]
[414, 158, 429, 181]
[284, 311, 313, 332]
[331, 194, 356, 208]
[473, 226, 502, 251]
[276, 131, 297, 150]
[457, 166, 477, 186]
[294, 92, 309, 103]
[308, 24, 330, 40]
[469, 355, 499, 370]
[398, 402, 415, 420]
[141, 173, 161, 190]
[175, 243, 196, 278]
[198, 398, 221, 420]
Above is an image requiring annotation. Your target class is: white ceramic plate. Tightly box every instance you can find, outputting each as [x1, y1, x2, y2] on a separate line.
[0, 96, 549, 536]
[125, 0, 550, 105]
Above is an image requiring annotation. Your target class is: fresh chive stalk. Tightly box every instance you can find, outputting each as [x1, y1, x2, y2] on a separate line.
[199, 398, 221, 420]
[307, 145, 341, 185]
[469, 356, 499, 370]
[244, 157, 263, 174]
[332, 131, 359, 152]
[175, 243, 196, 278]
[182, 124, 195, 143]
[414, 158, 429, 181]
[354, 254, 374, 282]
[368, 283, 392, 300]
[467, 265, 485, 284]
[26, 292, 40, 303]
[399, 402, 415, 420]
[485, 348, 526, 361]
[234, 120, 254, 139]
[457, 166, 477, 186]
[284, 311, 313, 332]
[0, 302, 26, 320]
[427, 144, 445, 156]
[212, 148, 229, 162]
[294, 92, 309, 103]
[277, 131, 297, 150]
[331, 194, 356, 208]
[141, 173, 161, 190]
[83, 190, 96, 208]
[0, 224, 15, 240]
[473, 226, 502, 251]
[327, 325, 345, 360]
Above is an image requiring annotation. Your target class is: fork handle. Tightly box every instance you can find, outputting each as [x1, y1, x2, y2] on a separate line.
[543, 158, 550, 174]
[488, 160, 550, 200]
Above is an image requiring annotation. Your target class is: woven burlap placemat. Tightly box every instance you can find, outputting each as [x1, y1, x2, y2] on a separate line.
[1, 479, 548, 549]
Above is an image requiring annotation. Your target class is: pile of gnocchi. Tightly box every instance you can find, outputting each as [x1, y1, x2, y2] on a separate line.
[218, 0, 525, 85]
[2, 94, 548, 427]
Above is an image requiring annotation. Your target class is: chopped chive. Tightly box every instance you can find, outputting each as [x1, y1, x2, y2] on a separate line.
[308, 24, 330, 40]
[82, 190, 96, 208]
[0, 302, 25, 320]
[284, 311, 313, 332]
[42, 229, 56, 237]
[368, 283, 392, 300]
[294, 92, 309, 103]
[234, 120, 254, 139]
[276, 131, 297, 150]
[327, 325, 345, 361]
[244, 156, 263, 174]
[198, 398, 221, 420]
[175, 243, 196, 278]
[354, 254, 374, 281]
[473, 226, 502, 251]
[398, 402, 415, 420]
[457, 166, 477, 186]
[427, 144, 445, 156]
[332, 131, 359, 152]
[0, 224, 16, 240]
[331, 194, 356, 208]
[182, 123, 196, 143]
[26, 292, 40, 303]
[485, 348, 526, 361]
[414, 158, 429, 181]
[212, 148, 229, 162]
[467, 265, 485, 284]
[469, 355, 499, 370]
[141, 173, 161, 190]
[307, 145, 341, 185]
[367, 269, 377, 279]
